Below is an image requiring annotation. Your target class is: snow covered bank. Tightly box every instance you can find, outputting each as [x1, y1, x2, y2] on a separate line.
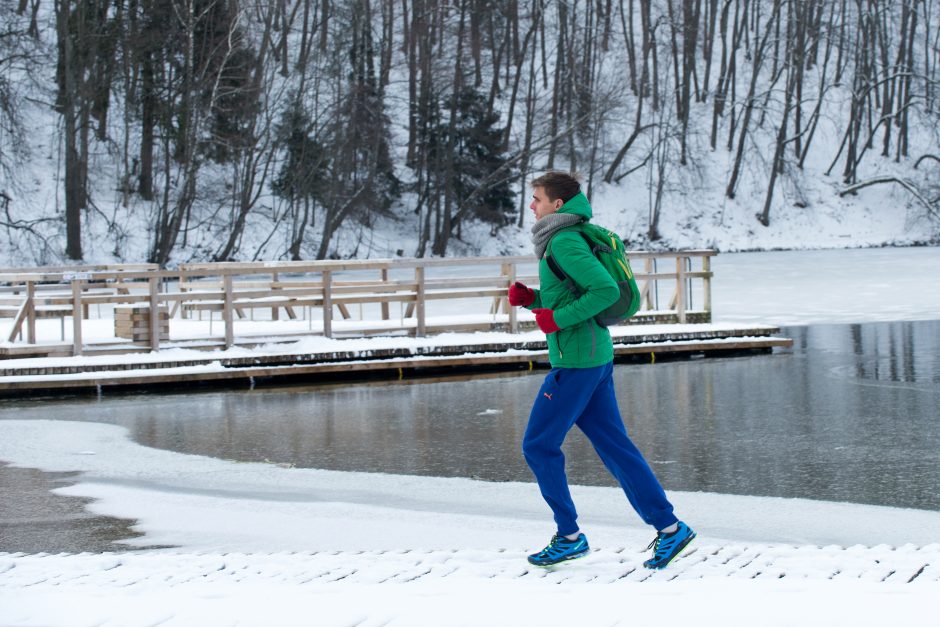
[3, 420, 939, 551]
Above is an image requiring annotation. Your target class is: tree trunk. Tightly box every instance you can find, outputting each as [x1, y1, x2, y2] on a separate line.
[798, 1, 835, 168]
[620, 0, 638, 93]
[138, 47, 155, 200]
[897, 0, 917, 160]
[502, 4, 538, 151]
[759, 51, 796, 226]
[710, 0, 733, 150]
[701, 0, 719, 102]
[726, 0, 777, 199]
[56, 0, 88, 260]
[431, 0, 467, 257]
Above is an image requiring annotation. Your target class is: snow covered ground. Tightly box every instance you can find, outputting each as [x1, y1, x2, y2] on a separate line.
[1, 419, 938, 627]
[1, 247, 940, 626]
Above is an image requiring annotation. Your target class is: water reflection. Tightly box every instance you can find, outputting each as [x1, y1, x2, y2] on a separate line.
[1, 320, 938, 512]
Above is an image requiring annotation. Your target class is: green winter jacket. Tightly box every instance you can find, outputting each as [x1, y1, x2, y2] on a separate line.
[528, 192, 619, 368]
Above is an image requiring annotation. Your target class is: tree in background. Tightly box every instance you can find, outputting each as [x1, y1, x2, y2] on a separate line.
[198, 0, 259, 164]
[5, 0, 939, 266]
[1, 2, 31, 186]
[314, 0, 399, 259]
[209, 1, 279, 262]
[271, 97, 328, 260]
[0, 1, 58, 262]
[54, 0, 115, 260]
[145, 0, 266, 265]
[434, 87, 514, 234]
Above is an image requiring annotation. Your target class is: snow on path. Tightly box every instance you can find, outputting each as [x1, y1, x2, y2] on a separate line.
[1, 546, 937, 627]
[3, 544, 937, 586]
[1, 417, 939, 627]
[1, 427, 938, 627]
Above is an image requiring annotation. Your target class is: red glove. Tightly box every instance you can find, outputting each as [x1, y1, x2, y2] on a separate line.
[532, 308, 561, 334]
[508, 281, 535, 307]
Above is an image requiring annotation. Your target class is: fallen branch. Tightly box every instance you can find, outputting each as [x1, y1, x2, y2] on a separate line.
[913, 154, 940, 169]
[839, 176, 938, 219]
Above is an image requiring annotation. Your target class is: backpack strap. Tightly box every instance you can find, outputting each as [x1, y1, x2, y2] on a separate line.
[545, 225, 587, 294]
[545, 254, 567, 282]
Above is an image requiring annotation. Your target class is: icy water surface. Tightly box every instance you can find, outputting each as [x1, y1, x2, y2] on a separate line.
[2, 320, 938, 515]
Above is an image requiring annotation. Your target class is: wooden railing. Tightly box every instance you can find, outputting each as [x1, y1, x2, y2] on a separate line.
[0, 252, 715, 356]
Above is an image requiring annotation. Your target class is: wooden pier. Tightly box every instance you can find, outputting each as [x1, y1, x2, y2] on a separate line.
[0, 324, 791, 394]
[0, 252, 792, 394]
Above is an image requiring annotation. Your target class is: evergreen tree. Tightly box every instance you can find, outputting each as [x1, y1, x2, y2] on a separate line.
[272, 98, 328, 259]
[433, 87, 514, 227]
[272, 100, 327, 203]
[196, 0, 259, 163]
[313, 0, 399, 258]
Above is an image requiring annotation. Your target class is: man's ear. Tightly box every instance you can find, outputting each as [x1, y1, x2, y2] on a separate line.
[553, 198, 564, 210]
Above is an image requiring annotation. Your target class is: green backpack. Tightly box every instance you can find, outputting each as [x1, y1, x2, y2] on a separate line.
[546, 223, 642, 327]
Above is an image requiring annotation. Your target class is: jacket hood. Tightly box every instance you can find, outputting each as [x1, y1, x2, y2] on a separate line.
[558, 192, 593, 220]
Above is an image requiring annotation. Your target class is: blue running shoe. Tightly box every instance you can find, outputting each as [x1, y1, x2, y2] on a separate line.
[643, 521, 695, 569]
[527, 533, 590, 566]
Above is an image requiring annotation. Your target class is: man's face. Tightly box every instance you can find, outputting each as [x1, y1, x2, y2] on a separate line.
[530, 186, 563, 221]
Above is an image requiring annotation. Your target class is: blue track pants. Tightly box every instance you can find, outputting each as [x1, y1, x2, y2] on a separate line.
[522, 361, 678, 535]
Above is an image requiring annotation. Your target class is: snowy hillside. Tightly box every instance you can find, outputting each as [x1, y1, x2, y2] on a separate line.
[1, 0, 938, 266]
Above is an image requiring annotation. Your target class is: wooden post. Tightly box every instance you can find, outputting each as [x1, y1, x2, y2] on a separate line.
[380, 267, 390, 320]
[505, 262, 518, 333]
[149, 276, 160, 351]
[272, 272, 279, 321]
[644, 258, 655, 310]
[415, 266, 425, 337]
[675, 256, 687, 324]
[5, 282, 34, 343]
[179, 270, 188, 319]
[223, 274, 234, 348]
[322, 270, 332, 338]
[26, 281, 36, 344]
[71, 279, 83, 355]
[702, 255, 712, 321]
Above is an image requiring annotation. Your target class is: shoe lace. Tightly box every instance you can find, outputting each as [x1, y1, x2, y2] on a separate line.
[646, 532, 667, 554]
[537, 534, 563, 555]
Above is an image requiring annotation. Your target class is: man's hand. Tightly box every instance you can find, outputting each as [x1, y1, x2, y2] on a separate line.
[508, 281, 535, 307]
[532, 308, 561, 334]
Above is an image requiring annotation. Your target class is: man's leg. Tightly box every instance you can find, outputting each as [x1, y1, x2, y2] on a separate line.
[522, 366, 603, 535]
[575, 362, 679, 531]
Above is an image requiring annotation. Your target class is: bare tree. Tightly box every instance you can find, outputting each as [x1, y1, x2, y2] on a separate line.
[213, 2, 278, 261]
[725, 0, 779, 199]
[55, 0, 104, 260]
[8, 0, 940, 265]
[758, 0, 799, 226]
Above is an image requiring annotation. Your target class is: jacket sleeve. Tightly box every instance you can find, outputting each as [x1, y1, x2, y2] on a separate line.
[527, 289, 544, 310]
[549, 232, 619, 329]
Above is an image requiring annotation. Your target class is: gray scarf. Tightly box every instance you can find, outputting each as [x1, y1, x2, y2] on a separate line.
[531, 212, 583, 259]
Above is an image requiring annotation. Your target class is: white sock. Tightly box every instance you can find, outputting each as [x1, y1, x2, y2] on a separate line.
[660, 523, 679, 535]
[563, 532, 581, 541]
